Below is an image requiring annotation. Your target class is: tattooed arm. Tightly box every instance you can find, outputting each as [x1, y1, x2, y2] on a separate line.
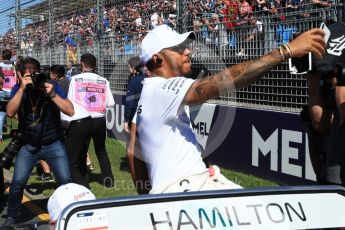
[183, 28, 326, 106]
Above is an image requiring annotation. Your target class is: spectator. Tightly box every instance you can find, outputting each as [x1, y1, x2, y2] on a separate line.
[237, 0, 253, 27]
[242, 17, 264, 56]
[222, 0, 239, 52]
[200, 17, 211, 43]
[255, 0, 268, 14]
[223, 0, 239, 31]
[209, 14, 229, 49]
[163, 13, 176, 29]
[151, 11, 160, 29]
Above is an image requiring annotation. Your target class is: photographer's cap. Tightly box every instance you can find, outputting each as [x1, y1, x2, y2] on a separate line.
[140, 24, 195, 64]
[47, 183, 96, 221]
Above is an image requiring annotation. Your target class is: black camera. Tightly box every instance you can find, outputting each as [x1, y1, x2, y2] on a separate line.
[29, 72, 48, 89]
[0, 129, 26, 170]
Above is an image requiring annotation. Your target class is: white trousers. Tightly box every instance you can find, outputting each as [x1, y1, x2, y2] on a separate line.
[150, 165, 242, 194]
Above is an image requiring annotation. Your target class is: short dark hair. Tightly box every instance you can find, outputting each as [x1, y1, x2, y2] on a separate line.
[23, 57, 40, 71]
[81, 53, 96, 69]
[128, 56, 143, 72]
[50, 65, 65, 78]
[2, 50, 12, 61]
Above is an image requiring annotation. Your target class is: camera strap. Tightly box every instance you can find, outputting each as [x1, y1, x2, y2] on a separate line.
[27, 91, 43, 127]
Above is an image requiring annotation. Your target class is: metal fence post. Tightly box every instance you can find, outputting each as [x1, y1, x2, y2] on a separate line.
[48, 0, 53, 66]
[15, 0, 21, 56]
[96, 0, 101, 75]
[176, 0, 182, 33]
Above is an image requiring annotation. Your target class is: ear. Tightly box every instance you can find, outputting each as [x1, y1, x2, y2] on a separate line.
[152, 54, 163, 66]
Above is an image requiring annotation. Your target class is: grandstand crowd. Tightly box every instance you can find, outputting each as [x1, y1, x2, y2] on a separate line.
[0, 0, 335, 57]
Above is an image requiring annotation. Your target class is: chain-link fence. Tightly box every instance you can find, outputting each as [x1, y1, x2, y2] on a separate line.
[0, 0, 343, 112]
[0, 0, 17, 60]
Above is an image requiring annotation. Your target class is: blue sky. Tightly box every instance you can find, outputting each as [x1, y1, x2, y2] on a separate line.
[0, 0, 44, 36]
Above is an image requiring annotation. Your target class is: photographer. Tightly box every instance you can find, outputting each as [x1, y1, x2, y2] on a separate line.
[1, 57, 74, 227]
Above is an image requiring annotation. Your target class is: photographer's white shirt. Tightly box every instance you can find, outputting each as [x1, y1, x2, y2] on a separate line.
[133, 77, 206, 191]
[61, 72, 114, 121]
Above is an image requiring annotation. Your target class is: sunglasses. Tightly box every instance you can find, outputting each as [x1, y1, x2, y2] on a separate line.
[165, 44, 189, 55]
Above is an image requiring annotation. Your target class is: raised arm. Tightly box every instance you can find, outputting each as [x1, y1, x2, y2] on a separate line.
[45, 82, 74, 116]
[183, 28, 326, 105]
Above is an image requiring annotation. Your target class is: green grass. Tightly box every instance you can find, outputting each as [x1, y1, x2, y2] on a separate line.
[1, 118, 278, 199]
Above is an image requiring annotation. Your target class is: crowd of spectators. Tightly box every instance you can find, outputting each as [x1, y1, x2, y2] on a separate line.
[0, 0, 336, 57]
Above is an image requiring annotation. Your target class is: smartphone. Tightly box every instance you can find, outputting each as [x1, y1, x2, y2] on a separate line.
[320, 22, 330, 44]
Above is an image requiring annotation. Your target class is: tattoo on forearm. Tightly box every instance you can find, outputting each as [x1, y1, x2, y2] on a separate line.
[186, 49, 282, 105]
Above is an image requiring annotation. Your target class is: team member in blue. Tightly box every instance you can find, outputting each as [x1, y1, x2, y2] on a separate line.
[2, 57, 74, 227]
[124, 56, 146, 133]
[122, 56, 146, 177]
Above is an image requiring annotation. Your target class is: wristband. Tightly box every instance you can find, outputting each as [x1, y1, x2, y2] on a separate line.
[282, 43, 293, 58]
[279, 45, 289, 62]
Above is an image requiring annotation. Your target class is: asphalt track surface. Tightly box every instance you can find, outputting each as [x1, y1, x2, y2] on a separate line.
[0, 169, 49, 228]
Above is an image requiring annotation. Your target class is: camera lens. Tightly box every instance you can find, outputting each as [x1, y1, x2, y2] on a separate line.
[0, 132, 26, 169]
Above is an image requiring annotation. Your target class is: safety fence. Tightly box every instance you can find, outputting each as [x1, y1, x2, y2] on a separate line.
[0, 0, 343, 112]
